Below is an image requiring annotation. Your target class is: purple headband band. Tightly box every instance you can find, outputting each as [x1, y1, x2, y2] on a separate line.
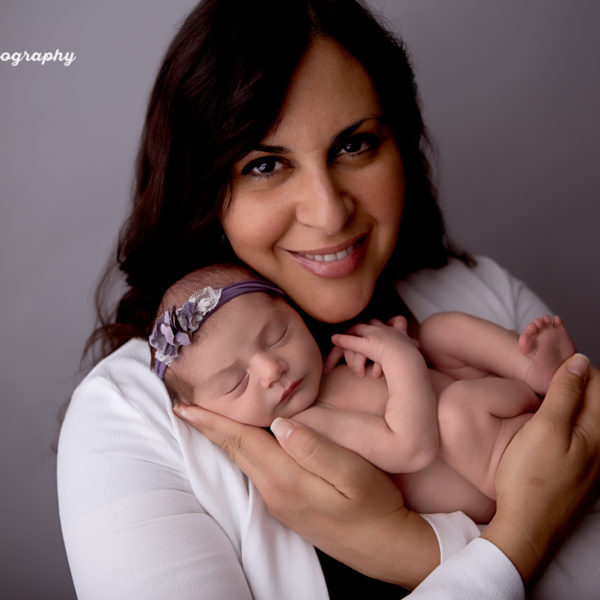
[149, 279, 285, 379]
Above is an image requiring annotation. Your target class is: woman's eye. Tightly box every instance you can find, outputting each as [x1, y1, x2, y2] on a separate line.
[241, 156, 285, 178]
[337, 133, 380, 157]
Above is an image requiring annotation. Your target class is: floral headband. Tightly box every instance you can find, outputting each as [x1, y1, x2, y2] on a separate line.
[149, 279, 285, 379]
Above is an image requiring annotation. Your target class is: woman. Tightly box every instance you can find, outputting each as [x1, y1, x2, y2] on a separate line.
[58, 1, 600, 598]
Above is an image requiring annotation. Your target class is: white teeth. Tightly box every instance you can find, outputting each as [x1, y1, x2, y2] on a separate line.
[300, 244, 354, 263]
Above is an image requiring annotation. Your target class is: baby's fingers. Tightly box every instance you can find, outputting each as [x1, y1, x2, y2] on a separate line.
[331, 332, 372, 357]
[325, 344, 369, 377]
[324, 346, 344, 374]
[342, 349, 367, 377]
[387, 315, 408, 332]
[371, 362, 383, 378]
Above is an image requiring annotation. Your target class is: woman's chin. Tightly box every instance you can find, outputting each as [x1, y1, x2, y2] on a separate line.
[300, 293, 370, 324]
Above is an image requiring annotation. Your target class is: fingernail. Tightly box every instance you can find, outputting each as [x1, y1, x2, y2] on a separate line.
[566, 353, 590, 377]
[173, 403, 187, 419]
[270, 417, 295, 442]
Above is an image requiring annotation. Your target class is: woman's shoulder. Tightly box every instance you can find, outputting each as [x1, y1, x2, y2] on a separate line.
[79, 336, 154, 387]
[396, 255, 550, 330]
[57, 339, 196, 532]
[61, 338, 177, 454]
[399, 255, 514, 295]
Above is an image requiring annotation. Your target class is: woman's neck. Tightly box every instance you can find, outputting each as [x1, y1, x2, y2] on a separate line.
[306, 275, 416, 353]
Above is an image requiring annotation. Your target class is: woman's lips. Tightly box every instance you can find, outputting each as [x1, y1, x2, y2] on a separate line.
[288, 234, 367, 278]
[296, 243, 355, 263]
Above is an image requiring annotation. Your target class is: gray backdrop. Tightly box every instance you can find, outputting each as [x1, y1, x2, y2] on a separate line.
[1, 1, 598, 597]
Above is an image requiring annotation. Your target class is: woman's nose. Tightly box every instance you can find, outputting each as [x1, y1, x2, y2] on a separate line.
[295, 167, 353, 234]
[255, 352, 288, 388]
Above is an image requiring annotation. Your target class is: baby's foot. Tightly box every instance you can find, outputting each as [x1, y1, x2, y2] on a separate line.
[518, 315, 576, 394]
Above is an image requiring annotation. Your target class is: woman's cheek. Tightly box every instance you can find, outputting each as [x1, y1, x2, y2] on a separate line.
[235, 172, 296, 222]
[222, 196, 284, 263]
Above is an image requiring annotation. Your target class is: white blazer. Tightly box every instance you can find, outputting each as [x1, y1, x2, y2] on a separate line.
[58, 257, 599, 599]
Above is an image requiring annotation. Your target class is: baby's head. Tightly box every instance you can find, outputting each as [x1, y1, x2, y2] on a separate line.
[150, 264, 323, 426]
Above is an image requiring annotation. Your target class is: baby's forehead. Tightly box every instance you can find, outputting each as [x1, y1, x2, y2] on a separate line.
[182, 293, 290, 381]
[193, 291, 285, 343]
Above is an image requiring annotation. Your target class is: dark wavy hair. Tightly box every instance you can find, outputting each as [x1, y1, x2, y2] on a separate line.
[87, 0, 469, 362]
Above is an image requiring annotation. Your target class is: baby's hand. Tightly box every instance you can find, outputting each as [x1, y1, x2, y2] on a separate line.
[366, 316, 418, 377]
[324, 320, 375, 377]
[327, 317, 417, 378]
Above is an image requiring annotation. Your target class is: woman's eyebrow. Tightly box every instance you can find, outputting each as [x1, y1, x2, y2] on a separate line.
[253, 142, 290, 154]
[251, 116, 386, 155]
[330, 115, 385, 148]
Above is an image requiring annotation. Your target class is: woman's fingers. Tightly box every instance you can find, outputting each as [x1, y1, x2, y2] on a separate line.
[271, 418, 381, 496]
[483, 354, 600, 584]
[174, 404, 367, 519]
[536, 353, 590, 430]
[174, 404, 291, 489]
[574, 364, 600, 455]
[175, 404, 438, 587]
[269, 417, 439, 587]
[175, 406, 360, 528]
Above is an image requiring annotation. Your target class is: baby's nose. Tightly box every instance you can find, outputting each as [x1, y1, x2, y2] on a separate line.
[257, 353, 287, 388]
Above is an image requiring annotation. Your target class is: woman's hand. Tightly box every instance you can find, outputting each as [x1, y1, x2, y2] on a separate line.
[174, 403, 439, 588]
[483, 353, 600, 585]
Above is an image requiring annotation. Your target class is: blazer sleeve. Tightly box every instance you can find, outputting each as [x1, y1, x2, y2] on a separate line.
[409, 538, 525, 600]
[58, 356, 253, 599]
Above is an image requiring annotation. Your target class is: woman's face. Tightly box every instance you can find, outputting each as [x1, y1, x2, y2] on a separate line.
[221, 37, 405, 323]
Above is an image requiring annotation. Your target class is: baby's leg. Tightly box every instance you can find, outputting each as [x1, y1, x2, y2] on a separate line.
[395, 459, 497, 524]
[420, 312, 575, 394]
[419, 312, 520, 380]
[436, 376, 540, 499]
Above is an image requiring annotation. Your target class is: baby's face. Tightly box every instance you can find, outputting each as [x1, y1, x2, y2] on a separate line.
[184, 293, 323, 426]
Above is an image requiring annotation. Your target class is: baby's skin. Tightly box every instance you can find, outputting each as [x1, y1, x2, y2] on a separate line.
[519, 315, 577, 393]
[168, 282, 576, 523]
[293, 312, 575, 522]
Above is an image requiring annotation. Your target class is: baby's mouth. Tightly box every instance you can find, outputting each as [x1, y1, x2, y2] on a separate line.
[280, 378, 303, 404]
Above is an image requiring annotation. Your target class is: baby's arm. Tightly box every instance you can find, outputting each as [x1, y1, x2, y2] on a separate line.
[302, 319, 441, 473]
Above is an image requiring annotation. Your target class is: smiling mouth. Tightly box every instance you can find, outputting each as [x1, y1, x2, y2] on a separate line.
[297, 244, 355, 263]
[287, 234, 368, 279]
[292, 233, 367, 264]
